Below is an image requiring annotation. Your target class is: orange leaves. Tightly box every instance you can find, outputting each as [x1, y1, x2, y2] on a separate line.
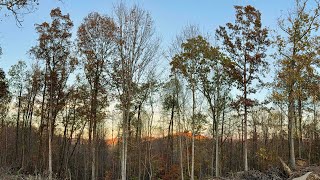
[162, 165, 180, 180]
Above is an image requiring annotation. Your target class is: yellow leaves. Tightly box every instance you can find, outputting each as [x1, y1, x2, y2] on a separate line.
[256, 147, 278, 170]
[257, 147, 268, 160]
[170, 35, 222, 84]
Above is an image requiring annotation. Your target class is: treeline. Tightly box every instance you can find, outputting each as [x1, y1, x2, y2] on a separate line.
[0, 0, 320, 180]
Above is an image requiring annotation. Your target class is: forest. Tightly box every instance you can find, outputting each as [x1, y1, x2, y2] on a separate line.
[0, 0, 320, 179]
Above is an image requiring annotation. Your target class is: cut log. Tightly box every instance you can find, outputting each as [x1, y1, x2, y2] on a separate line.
[293, 172, 312, 180]
[278, 156, 292, 176]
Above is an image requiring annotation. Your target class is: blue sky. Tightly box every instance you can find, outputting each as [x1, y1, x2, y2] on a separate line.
[0, 0, 292, 74]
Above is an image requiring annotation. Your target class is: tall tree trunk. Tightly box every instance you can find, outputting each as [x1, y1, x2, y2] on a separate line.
[244, 62, 248, 171]
[211, 116, 215, 177]
[191, 83, 195, 180]
[58, 103, 69, 178]
[38, 64, 47, 170]
[21, 110, 26, 168]
[288, 42, 297, 170]
[179, 113, 184, 180]
[208, 94, 215, 178]
[148, 101, 154, 179]
[175, 75, 184, 180]
[280, 106, 284, 154]
[298, 96, 302, 159]
[215, 118, 219, 177]
[28, 91, 36, 165]
[91, 87, 98, 180]
[186, 135, 190, 177]
[137, 103, 142, 180]
[121, 88, 130, 180]
[48, 69, 53, 180]
[310, 99, 317, 164]
[16, 87, 22, 163]
[92, 117, 97, 180]
[58, 121, 68, 177]
[215, 80, 221, 177]
[253, 116, 258, 168]
[288, 88, 296, 169]
[167, 102, 175, 170]
[88, 108, 92, 179]
[220, 96, 226, 172]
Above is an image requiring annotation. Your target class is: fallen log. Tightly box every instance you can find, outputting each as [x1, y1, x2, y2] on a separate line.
[278, 156, 292, 176]
[293, 172, 312, 180]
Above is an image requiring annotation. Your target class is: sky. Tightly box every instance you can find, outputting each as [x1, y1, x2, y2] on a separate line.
[0, 0, 293, 71]
[0, 0, 302, 137]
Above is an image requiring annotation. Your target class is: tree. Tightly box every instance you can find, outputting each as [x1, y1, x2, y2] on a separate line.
[30, 8, 76, 179]
[190, 37, 231, 177]
[171, 35, 230, 177]
[273, 0, 320, 169]
[162, 76, 180, 172]
[216, 5, 270, 171]
[22, 64, 42, 169]
[77, 12, 116, 180]
[131, 76, 157, 179]
[167, 25, 201, 180]
[0, 0, 40, 25]
[0, 67, 10, 125]
[171, 35, 216, 179]
[112, 3, 160, 179]
[8, 60, 27, 164]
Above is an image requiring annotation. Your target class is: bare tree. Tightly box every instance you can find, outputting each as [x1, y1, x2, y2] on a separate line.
[0, 0, 39, 25]
[112, 3, 160, 179]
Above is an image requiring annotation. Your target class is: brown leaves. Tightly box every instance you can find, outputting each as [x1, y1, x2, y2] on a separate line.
[77, 12, 117, 49]
[216, 5, 270, 97]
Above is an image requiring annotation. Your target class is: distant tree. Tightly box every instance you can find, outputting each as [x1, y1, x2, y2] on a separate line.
[21, 64, 42, 169]
[0, 68, 9, 100]
[216, 5, 270, 171]
[131, 76, 157, 179]
[8, 60, 27, 164]
[162, 76, 180, 171]
[0, 67, 10, 166]
[0, 67, 10, 125]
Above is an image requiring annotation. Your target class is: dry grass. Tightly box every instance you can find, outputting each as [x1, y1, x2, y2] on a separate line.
[0, 168, 49, 180]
